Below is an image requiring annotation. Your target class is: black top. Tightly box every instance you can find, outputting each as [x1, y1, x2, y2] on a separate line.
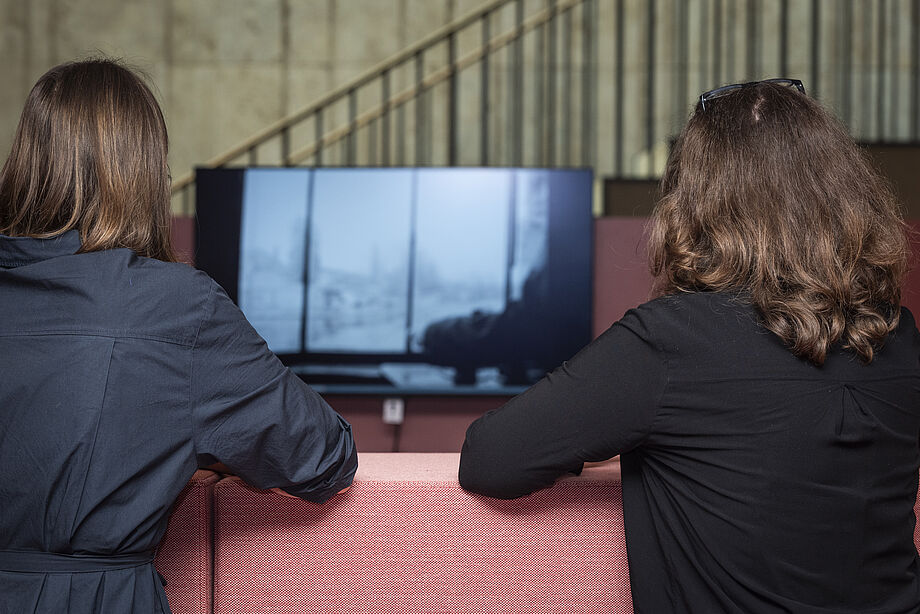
[460, 292, 920, 613]
[0, 232, 357, 613]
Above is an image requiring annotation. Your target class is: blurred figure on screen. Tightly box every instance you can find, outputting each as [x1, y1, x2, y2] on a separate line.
[420, 267, 559, 386]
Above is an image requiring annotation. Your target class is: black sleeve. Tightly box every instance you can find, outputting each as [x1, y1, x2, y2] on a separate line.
[458, 306, 665, 499]
[190, 282, 357, 503]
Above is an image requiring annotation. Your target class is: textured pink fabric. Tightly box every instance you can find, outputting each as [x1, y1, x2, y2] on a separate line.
[212, 454, 631, 614]
[593, 217, 653, 336]
[915, 488, 920, 555]
[155, 470, 219, 614]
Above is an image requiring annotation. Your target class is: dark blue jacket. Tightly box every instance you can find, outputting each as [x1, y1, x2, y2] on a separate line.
[0, 231, 357, 613]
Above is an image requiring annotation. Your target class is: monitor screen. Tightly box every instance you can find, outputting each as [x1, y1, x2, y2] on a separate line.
[195, 167, 594, 394]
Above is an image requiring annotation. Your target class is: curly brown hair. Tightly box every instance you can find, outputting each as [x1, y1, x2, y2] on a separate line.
[649, 81, 909, 365]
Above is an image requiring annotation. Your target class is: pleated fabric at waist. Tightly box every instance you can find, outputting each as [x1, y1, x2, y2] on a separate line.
[0, 549, 155, 573]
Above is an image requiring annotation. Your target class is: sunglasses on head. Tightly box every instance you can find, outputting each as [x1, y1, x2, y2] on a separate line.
[699, 78, 806, 111]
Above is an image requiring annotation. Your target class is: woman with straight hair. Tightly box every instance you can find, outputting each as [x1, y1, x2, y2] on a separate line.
[460, 79, 920, 612]
[0, 59, 357, 613]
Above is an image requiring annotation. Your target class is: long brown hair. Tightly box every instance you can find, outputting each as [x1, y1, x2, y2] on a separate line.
[649, 81, 909, 365]
[0, 58, 175, 261]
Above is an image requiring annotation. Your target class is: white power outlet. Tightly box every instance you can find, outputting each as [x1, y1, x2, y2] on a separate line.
[382, 397, 405, 425]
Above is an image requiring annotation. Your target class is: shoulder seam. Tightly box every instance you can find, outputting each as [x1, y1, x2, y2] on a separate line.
[0, 330, 195, 347]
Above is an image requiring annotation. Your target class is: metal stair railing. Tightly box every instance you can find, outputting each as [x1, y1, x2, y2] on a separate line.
[170, 0, 596, 216]
[170, 0, 920, 217]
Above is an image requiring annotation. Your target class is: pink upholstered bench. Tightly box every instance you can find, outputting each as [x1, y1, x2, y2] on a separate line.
[155, 469, 219, 614]
[212, 453, 631, 614]
[156, 457, 920, 614]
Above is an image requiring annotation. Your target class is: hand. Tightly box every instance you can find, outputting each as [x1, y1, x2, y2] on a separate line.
[269, 485, 351, 500]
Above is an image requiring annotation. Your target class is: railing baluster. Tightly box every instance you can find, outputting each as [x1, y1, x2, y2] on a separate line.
[714, 0, 723, 86]
[614, 0, 624, 175]
[812, 0, 822, 103]
[746, 0, 758, 79]
[397, 83, 406, 165]
[512, 0, 524, 166]
[676, 0, 689, 127]
[415, 50, 425, 166]
[890, 0, 899, 139]
[646, 0, 656, 177]
[381, 70, 391, 166]
[877, 0, 886, 140]
[546, 0, 557, 167]
[840, 0, 852, 127]
[779, 0, 788, 78]
[281, 127, 291, 167]
[348, 88, 358, 165]
[504, 10, 513, 166]
[448, 31, 458, 166]
[561, 6, 572, 167]
[534, 5, 545, 167]
[315, 109, 323, 166]
[701, 0, 709, 87]
[481, 12, 491, 165]
[368, 115, 377, 166]
[726, 0, 737, 82]
[183, 184, 192, 218]
[861, 2, 872, 139]
[913, 0, 920, 140]
[581, 0, 595, 167]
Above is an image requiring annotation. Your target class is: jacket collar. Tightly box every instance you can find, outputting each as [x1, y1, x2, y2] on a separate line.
[0, 231, 82, 268]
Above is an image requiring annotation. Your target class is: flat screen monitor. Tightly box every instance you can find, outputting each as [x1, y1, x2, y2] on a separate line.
[195, 167, 594, 395]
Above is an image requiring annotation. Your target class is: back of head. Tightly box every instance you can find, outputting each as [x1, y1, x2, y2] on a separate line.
[649, 80, 909, 365]
[0, 58, 175, 261]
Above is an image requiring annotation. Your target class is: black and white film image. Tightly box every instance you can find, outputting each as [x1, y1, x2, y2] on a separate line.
[238, 168, 309, 354]
[236, 167, 589, 390]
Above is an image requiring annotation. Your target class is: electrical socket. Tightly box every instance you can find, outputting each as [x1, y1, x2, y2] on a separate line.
[382, 397, 405, 425]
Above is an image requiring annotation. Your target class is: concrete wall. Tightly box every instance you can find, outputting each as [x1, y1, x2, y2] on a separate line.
[0, 0, 486, 189]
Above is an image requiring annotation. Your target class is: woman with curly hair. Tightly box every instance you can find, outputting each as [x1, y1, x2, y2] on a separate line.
[460, 79, 920, 612]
